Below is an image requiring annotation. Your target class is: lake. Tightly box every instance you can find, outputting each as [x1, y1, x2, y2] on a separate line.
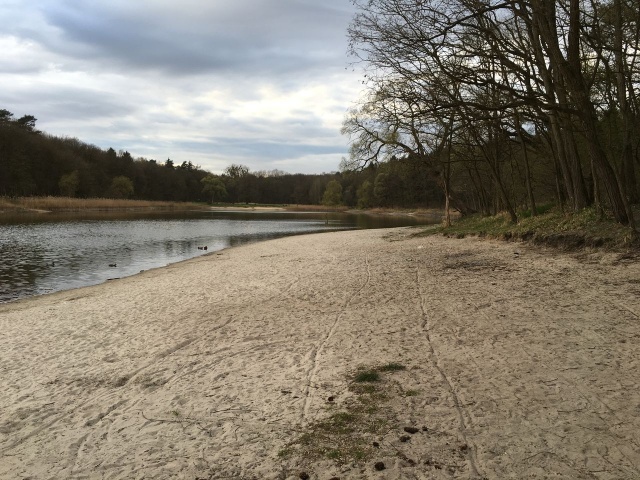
[0, 209, 439, 303]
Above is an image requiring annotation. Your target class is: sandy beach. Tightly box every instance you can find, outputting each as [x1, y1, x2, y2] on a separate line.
[1, 227, 639, 479]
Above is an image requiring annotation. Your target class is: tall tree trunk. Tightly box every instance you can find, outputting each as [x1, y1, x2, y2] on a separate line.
[579, 100, 633, 226]
[443, 128, 454, 227]
[553, 66, 589, 210]
[526, 8, 579, 208]
[613, 0, 639, 202]
[532, 0, 631, 225]
[514, 110, 537, 215]
[472, 123, 518, 223]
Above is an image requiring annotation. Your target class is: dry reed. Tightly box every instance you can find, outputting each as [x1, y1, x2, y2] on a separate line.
[284, 204, 350, 212]
[0, 196, 205, 212]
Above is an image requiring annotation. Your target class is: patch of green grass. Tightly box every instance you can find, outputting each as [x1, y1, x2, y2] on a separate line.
[402, 389, 420, 397]
[351, 448, 368, 461]
[364, 405, 379, 415]
[326, 449, 341, 459]
[365, 417, 388, 434]
[354, 370, 380, 383]
[322, 445, 367, 462]
[277, 448, 293, 458]
[379, 362, 406, 372]
[297, 432, 315, 446]
[287, 408, 378, 464]
[319, 412, 358, 435]
[280, 360, 414, 467]
[350, 383, 378, 395]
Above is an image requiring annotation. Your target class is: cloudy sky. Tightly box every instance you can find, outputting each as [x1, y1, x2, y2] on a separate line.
[0, 1, 363, 174]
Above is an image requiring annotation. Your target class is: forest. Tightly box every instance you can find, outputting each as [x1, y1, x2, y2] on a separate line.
[0, 108, 443, 209]
[343, 0, 640, 227]
[3, 0, 639, 224]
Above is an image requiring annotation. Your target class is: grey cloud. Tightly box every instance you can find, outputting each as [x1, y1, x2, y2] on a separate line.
[170, 137, 343, 160]
[106, 135, 345, 174]
[26, 1, 355, 77]
[0, 0, 359, 174]
[2, 85, 135, 124]
[0, 58, 46, 75]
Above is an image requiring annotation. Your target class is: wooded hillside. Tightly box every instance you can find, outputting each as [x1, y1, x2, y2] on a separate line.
[344, 0, 640, 228]
[0, 108, 443, 209]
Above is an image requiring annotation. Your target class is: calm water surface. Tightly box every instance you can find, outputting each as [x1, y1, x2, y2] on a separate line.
[0, 209, 438, 303]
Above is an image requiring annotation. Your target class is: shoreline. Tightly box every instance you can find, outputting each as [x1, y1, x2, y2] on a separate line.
[0, 203, 446, 218]
[1, 212, 441, 305]
[1, 228, 639, 479]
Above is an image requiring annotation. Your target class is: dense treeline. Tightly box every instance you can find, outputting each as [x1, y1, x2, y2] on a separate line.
[216, 160, 443, 207]
[0, 109, 210, 202]
[0, 108, 444, 209]
[343, 0, 640, 227]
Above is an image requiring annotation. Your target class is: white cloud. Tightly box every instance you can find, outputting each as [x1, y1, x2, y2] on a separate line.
[0, 0, 362, 174]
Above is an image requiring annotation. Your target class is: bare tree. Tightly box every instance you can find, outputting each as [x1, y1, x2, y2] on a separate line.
[345, 0, 638, 227]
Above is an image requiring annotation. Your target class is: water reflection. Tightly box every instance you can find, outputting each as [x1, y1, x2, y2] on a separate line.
[0, 209, 438, 303]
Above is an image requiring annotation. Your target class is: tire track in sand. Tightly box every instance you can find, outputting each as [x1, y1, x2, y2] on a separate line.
[301, 255, 371, 420]
[415, 264, 482, 479]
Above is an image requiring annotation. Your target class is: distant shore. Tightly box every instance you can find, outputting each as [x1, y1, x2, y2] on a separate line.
[0, 196, 207, 213]
[1, 228, 638, 479]
[1, 195, 448, 219]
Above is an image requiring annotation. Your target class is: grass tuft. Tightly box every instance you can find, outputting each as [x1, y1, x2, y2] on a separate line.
[402, 389, 420, 397]
[379, 362, 406, 372]
[353, 370, 380, 383]
[350, 383, 379, 395]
